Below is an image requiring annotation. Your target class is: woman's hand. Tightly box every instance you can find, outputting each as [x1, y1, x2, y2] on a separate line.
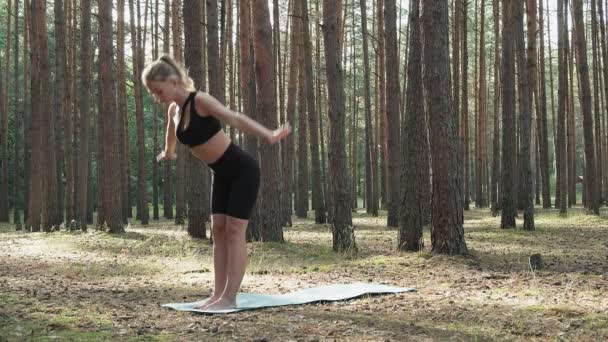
[156, 151, 177, 162]
[267, 122, 292, 144]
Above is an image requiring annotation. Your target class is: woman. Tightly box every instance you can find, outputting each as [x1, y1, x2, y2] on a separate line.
[142, 55, 291, 310]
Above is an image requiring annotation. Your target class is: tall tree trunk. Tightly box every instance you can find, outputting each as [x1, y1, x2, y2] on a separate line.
[33, 0, 60, 231]
[23, 0, 31, 225]
[384, 0, 401, 227]
[399, 0, 429, 251]
[515, 0, 535, 230]
[322, 0, 356, 254]
[461, 0, 470, 211]
[359, 0, 377, 216]
[163, 0, 173, 220]
[184, 0, 209, 238]
[152, 0, 160, 220]
[63, 0, 76, 226]
[12, 0, 21, 228]
[174, 0, 187, 224]
[98, 0, 124, 233]
[129, 0, 149, 224]
[537, 0, 551, 208]
[283, 0, 298, 227]
[55, 0, 73, 225]
[557, 0, 568, 214]
[300, 0, 326, 224]
[572, 0, 599, 214]
[377, 0, 387, 210]
[296, 11, 309, 219]
[27, 0, 42, 231]
[239, 0, 261, 241]
[491, 0, 500, 215]
[0, 0, 11, 222]
[591, 0, 604, 205]
[421, 0, 467, 254]
[501, 0, 517, 228]
[252, 0, 284, 242]
[452, 0, 461, 211]
[599, 0, 608, 202]
[567, 6, 576, 207]
[117, 0, 129, 224]
[476, 0, 487, 208]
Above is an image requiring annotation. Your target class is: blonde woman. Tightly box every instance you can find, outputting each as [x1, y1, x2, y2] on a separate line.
[143, 54, 291, 310]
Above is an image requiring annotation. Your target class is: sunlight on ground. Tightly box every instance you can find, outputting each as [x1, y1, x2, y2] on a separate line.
[1, 206, 607, 340]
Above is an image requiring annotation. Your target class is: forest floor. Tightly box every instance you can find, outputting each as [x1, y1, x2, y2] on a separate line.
[1, 207, 607, 341]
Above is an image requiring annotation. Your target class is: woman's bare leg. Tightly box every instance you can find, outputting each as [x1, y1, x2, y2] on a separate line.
[193, 214, 227, 309]
[204, 216, 248, 310]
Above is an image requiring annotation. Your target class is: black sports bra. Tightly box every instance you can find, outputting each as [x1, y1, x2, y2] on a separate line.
[176, 92, 222, 147]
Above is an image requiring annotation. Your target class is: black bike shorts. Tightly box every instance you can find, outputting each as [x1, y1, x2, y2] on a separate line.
[208, 143, 260, 220]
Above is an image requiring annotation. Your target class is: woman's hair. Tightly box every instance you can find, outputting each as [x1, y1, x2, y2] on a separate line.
[142, 54, 196, 91]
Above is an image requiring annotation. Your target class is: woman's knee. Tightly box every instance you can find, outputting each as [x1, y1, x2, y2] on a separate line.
[211, 215, 227, 236]
[225, 217, 248, 242]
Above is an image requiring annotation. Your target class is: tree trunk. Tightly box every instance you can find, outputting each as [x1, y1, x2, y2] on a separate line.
[491, 0, 500, 215]
[152, 0, 160, 221]
[163, 0, 173, 220]
[567, 8, 575, 207]
[27, 0, 42, 231]
[300, 0, 326, 224]
[174, 0, 187, 224]
[12, 0, 21, 228]
[557, 0, 568, 214]
[359, 0, 377, 216]
[599, 0, 608, 202]
[476, 0, 487, 208]
[384, 0, 401, 227]
[252, 0, 284, 242]
[501, 0, 517, 228]
[572, 0, 599, 214]
[377, 0, 387, 210]
[36, 1, 60, 231]
[283, 0, 299, 227]
[239, 0, 261, 241]
[129, 0, 149, 225]
[461, 0, 470, 211]
[0, 0, 11, 222]
[398, 0, 429, 251]
[322, 0, 356, 254]
[515, 0, 535, 230]
[98, 0, 124, 233]
[591, 0, 602, 205]
[296, 13, 309, 219]
[420, 0, 467, 255]
[537, 0, 551, 208]
[183, 0, 210, 238]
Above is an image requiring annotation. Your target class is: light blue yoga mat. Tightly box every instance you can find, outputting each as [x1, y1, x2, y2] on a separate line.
[162, 282, 415, 314]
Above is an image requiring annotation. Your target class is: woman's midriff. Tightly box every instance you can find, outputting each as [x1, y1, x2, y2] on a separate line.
[189, 130, 231, 164]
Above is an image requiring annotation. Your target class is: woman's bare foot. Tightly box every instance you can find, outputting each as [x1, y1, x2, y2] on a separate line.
[204, 297, 237, 311]
[192, 296, 220, 310]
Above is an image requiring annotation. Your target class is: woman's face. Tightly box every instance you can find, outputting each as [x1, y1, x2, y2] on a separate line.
[146, 80, 176, 103]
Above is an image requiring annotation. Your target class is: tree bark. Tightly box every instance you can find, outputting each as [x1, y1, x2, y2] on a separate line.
[501, 0, 517, 228]
[252, 0, 284, 242]
[420, 0, 467, 254]
[300, 0, 326, 224]
[572, 0, 600, 214]
[384, 0, 401, 227]
[322, 0, 356, 254]
[515, 0, 535, 230]
[98, 0, 124, 233]
[398, 0, 429, 251]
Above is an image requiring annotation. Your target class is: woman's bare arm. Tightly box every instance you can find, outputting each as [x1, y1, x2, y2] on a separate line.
[157, 103, 178, 161]
[195, 92, 291, 144]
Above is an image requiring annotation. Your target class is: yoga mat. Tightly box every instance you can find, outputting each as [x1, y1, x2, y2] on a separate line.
[162, 282, 415, 314]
